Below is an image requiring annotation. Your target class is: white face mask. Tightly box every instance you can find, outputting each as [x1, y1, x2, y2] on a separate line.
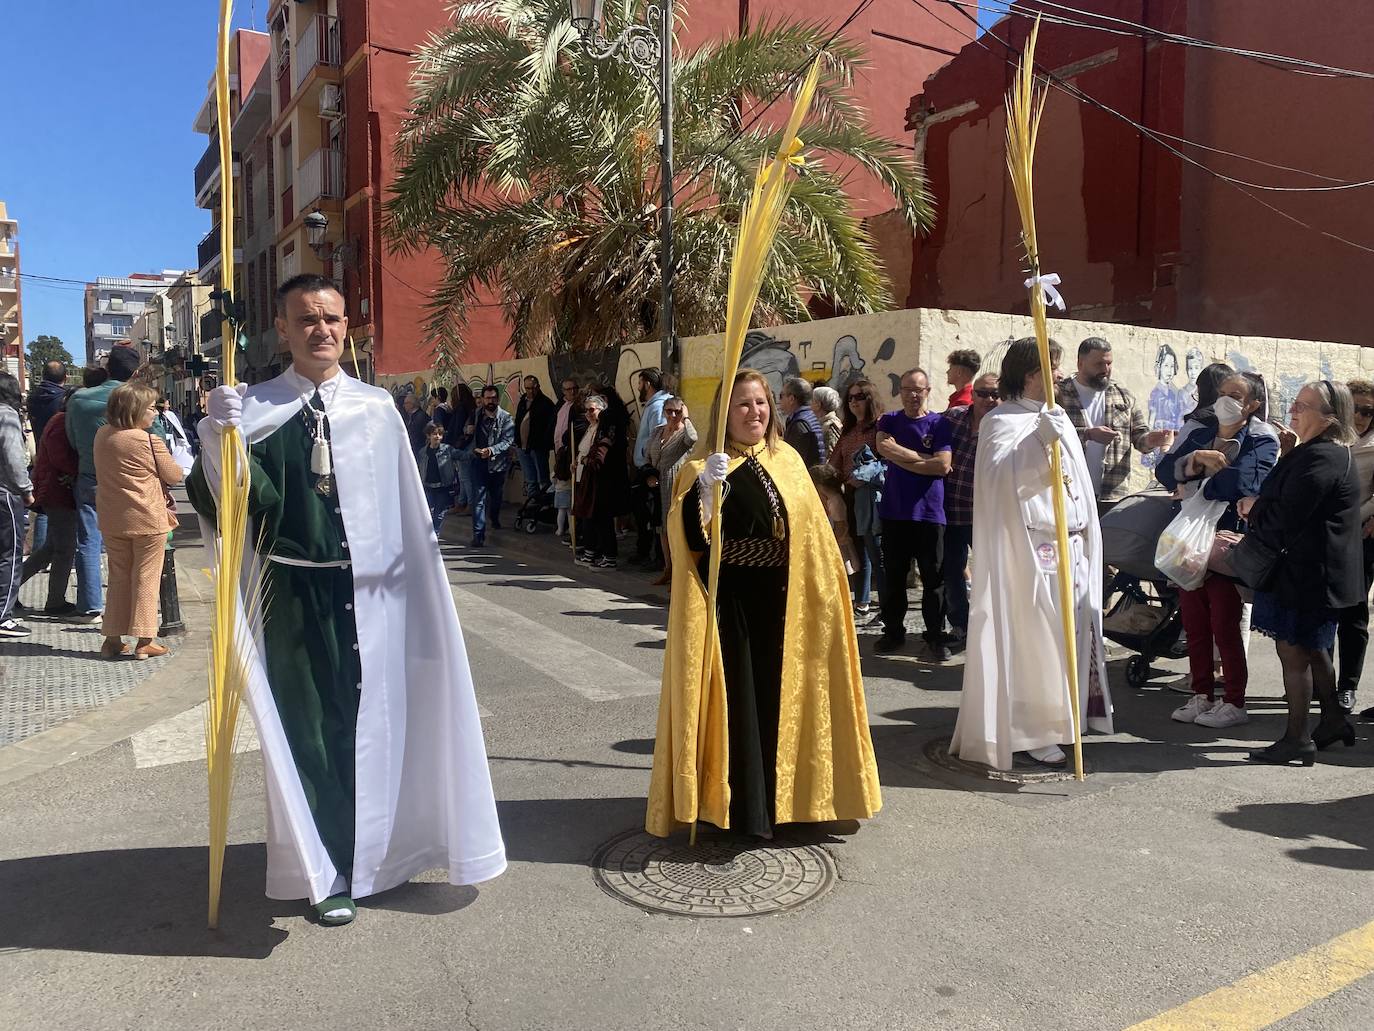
[1213, 395, 1246, 425]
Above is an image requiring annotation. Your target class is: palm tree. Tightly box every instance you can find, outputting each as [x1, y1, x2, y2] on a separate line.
[387, 0, 933, 363]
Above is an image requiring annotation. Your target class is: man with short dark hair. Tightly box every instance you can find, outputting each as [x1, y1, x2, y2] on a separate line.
[1056, 337, 1170, 510]
[779, 376, 826, 467]
[188, 273, 504, 925]
[941, 371, 1001, 645]
[464, 384, 515, 547]
[27, 360, 67, 440]
[513, 375, 556, 498]
[875, 368, 952, 659]
[950, 337, 1112, 769]
[65, 344, 140, 619]
[945, 349, 981, 409]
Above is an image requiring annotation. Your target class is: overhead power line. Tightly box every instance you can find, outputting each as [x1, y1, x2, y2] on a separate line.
[910, 0, 1374, 254]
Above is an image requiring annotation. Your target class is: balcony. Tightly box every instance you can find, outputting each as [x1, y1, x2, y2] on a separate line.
[297, 148, 344, 209]
[197, 220, 243, 277]
[296, 15, 341, 88]
[194, 136, 241, 208]
[0, 271, 15, 293]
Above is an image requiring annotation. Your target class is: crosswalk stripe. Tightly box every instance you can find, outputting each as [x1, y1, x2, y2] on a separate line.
[453, 590, 660, 701]
[130, 702, 260, 770]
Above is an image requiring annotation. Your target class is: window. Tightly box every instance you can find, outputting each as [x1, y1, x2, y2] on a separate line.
[108, 294, 124, 311]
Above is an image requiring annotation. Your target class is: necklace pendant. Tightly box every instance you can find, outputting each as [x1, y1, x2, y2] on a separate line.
[315, 474, 335, 497]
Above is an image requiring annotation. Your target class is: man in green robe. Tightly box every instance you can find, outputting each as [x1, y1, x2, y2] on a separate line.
[189, 274, 505, 925]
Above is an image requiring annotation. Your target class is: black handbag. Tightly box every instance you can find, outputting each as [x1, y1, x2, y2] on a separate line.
[1221, 532, 1285, 591]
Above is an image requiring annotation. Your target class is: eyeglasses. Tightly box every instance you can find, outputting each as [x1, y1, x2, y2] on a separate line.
[973, 389, 1000, 399]
[664, 409, 684, 417]
[1354, 404, 1374, 418]
[902, 386, 930, 395]
[1289, 400, 1319, 415]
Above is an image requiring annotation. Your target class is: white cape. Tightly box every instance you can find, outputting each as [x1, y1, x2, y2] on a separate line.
[950, 398, 1112, 770]
[198, 370, 506, 904]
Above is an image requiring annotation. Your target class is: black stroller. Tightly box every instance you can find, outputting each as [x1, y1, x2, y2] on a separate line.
[1099, 490, 1188, 687]
[512, 486, 558, 534]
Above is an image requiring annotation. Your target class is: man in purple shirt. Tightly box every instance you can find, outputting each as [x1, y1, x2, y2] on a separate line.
[875, 368, 953, 659]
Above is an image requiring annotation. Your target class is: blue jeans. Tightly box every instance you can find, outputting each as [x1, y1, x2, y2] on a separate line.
[471, 465, 507, 540]
[31, 511, 48, 553]
[517, 448, 550, 497]
[424, 486, 451, 536]
[943, 522, 974, 635]
[851, 532, 884, 607]
[453, 455, 474, 508]
[74, 472, 104, 613]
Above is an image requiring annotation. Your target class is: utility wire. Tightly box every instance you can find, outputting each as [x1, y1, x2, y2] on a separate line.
[964, 0, 1374, 80]
[911, 0, 1374, 254]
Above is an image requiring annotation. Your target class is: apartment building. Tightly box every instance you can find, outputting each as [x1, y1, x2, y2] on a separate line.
[0, 202, 21, 389]
[82, 271, 185, 367]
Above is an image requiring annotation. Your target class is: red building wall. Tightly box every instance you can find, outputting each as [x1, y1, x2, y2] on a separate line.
[907, 1, 1374, 345]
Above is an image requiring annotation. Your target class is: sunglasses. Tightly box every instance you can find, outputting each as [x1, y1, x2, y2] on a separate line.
[973, 389, 1000, 399]
[1355, 405, 1374, 418]
[847, 392, 869, 402]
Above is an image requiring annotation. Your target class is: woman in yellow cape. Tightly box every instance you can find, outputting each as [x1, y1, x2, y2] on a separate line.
[646, 370, 882, 838]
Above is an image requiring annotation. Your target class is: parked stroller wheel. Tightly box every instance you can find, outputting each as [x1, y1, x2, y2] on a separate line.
[1126, 655, 1151, 688]
[524, 520, 538, 535]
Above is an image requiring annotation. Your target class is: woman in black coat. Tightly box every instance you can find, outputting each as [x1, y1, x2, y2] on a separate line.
[1240, 381, 1363, 765]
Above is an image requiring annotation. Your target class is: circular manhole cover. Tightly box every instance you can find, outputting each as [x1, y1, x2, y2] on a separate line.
[593, 830, 835, 917]
[924, 736, 1087, 784]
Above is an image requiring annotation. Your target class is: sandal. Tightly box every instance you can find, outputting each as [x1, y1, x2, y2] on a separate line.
[312, 894, 357, 926]
[100, 639, 129, 661]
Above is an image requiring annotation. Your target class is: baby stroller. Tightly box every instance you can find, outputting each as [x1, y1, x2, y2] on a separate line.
[1099, 490, 1188, 688]
[512, 486, 558, 534]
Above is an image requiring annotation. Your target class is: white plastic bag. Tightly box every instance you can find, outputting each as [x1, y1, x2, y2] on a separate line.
[1154, 482, 1228, 591]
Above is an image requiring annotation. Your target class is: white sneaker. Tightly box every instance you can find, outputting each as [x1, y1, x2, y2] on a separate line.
[1194, 701, 1249, 729]
[1172, 694, 1216, 723]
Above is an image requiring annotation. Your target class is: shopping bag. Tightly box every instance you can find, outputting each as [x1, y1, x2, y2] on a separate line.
[1153, 481, 1227, 591]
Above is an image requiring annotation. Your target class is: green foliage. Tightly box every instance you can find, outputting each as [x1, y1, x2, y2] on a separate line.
[387, 0, 932, 361]
[25, 334, 73, 383]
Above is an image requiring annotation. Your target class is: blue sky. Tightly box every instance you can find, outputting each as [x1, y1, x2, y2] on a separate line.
[1, 2, 261, 362]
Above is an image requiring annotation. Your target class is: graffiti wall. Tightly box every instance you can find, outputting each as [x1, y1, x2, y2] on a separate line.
[380, 308, 1374, 497]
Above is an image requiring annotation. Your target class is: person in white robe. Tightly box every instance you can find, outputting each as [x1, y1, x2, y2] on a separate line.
[950, 337, 1113, 770]
[188, 274, 505, 925]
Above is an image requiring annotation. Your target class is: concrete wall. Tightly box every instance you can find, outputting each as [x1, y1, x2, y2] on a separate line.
[379, 306, 1374, 497]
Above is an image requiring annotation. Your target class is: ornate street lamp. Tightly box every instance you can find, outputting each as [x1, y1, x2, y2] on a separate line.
[304, 209, 330, 255]
[569, 0, 677, 376]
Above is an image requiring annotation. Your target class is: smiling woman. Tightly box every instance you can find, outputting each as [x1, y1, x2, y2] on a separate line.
[646, 368, 882, 839]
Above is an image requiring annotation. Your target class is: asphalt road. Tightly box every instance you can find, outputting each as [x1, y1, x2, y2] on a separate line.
[1, 540, 1373, 1030]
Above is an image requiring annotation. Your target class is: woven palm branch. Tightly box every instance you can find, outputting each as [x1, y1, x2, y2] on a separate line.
[207, 0, 253, 928]
[1004, 18, 1084, 781]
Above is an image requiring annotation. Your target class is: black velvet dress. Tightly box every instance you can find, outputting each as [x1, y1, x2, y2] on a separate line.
[683, 454, 789, 837]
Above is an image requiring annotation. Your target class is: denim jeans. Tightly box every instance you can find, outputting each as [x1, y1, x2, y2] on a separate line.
[471, 465, 507, 540]
[424, 486, 451, 536]
[942, 522, 974, 635]
[517, 448, 550, 497]
[31, 511, 48, 553]
[851, 532, 884, 607]
[454, 454, 474, 508]
[74, 472, 103, 613]
[21, 505, 77, 609]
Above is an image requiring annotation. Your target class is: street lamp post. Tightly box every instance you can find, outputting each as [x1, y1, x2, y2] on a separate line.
[570, 0, 677, 379]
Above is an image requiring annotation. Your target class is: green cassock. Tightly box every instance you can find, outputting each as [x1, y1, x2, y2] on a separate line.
[187, 395, 362, 876]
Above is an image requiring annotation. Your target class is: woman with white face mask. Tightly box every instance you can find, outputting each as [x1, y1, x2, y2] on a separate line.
[1156, 373, 1279, 730]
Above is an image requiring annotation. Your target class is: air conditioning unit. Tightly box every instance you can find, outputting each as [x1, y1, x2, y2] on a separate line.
[320, 85, 344, 119]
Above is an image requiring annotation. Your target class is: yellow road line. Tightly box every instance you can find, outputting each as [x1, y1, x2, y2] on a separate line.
[1127, 919, 1374, 1030]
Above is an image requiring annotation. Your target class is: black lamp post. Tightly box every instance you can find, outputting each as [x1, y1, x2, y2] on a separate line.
[569, 0, 677, 378]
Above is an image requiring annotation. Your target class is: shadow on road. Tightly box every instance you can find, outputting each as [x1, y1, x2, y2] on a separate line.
[1218, 793, 1374, 870]
[497, 796, 645, 866]
[0, 843, 288, 958]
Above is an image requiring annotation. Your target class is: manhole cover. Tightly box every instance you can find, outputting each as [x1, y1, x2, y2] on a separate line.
[592, 829, 835, 917]
[924, 736, 1088, 784]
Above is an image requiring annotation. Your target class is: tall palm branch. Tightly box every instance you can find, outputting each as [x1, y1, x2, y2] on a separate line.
[387, 0, 933, 362]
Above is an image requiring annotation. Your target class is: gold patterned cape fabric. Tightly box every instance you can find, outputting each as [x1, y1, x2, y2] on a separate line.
[645, 443, 882, 837]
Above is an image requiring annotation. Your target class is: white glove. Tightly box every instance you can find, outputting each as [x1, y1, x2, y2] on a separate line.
[1035, 406, 1073, 445]
[696, 452, 730, 522]
[206, 383, 247, 429]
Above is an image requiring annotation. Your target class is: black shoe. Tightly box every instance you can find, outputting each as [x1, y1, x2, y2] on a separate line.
[874, 634, 906, 655]
[1337, 689, 1357, 714]
[593, 556, 618, 569]
[1313, 719, 1357, 751]
[470, 535, 485, 547]
[11, 601, 27, 614]
[1248, 739, 1317, 767]
[43, 601, 78, 616]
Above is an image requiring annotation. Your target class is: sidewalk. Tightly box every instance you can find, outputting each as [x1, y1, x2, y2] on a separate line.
[0, 546, 211, 787]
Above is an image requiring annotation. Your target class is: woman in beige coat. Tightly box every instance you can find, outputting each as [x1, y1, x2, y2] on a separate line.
[94, 381, 183, 659]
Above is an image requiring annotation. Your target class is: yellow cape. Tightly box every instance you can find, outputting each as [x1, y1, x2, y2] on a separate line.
[645, 442, 882, 837]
